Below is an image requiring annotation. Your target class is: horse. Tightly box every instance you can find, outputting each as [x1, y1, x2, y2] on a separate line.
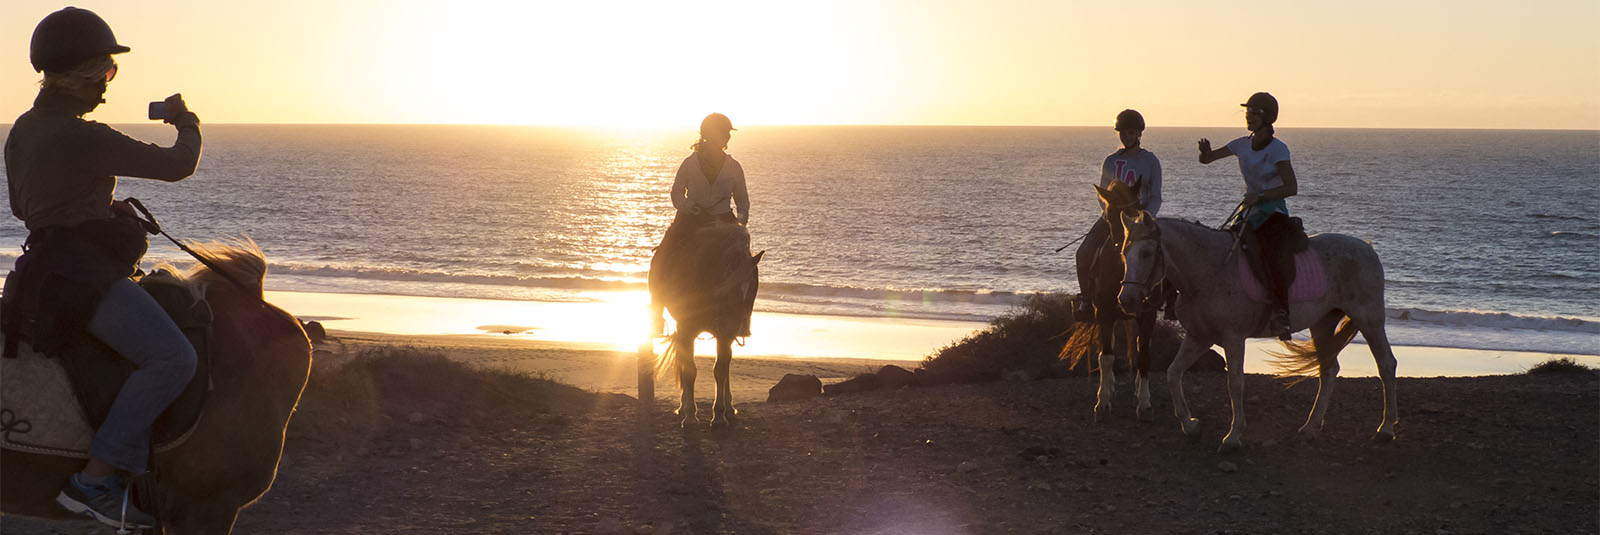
[648, 221, 762, 428]
[1114, 211, 1398, 452]
[1059, 182, 1162, 422]
[2, 240, 313, 533]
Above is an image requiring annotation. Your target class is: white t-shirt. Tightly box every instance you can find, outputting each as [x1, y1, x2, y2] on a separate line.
[1224, 136, 1291, 197]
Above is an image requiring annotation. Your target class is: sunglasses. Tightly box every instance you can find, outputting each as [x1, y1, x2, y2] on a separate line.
[103, 62, 117, 83]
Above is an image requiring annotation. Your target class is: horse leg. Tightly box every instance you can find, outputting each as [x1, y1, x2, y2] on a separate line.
[1219, 340, 1248, 453]
[1134, 311, 1155, 422]
[674, 333, 699, 428]
[1358, 316, 1400, 441]
[710, 337, 737, 429]
[1299, 312, 1345, 438]
[1093, 320, 1116, 423]
[1167, 338, 1205, 436]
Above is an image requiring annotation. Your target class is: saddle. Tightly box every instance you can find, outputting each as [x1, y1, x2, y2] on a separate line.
[0, 269, 213, 458]
[1237, 250, 1327, 304]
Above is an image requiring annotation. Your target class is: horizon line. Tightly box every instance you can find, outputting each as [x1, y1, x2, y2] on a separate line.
[74, 122, 1600, 132]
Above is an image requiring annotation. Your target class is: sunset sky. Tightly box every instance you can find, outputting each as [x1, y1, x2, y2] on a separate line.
[4, 0, 1597, 129]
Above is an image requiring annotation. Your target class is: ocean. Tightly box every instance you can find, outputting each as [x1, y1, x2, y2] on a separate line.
[2, 125, 1596, 356]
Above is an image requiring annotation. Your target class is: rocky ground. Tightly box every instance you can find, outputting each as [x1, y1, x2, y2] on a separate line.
[7, 353, 1597, 534]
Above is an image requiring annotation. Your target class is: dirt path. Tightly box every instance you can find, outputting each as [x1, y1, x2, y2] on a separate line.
[7, 367, 1596, 534]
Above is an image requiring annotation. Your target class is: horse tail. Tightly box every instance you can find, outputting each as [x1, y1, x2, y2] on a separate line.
[181, 237, 268, 296]
[1267, 315, 1359, 383]
[1058, 321, 1102, 372]
[654, 334, 685, 387]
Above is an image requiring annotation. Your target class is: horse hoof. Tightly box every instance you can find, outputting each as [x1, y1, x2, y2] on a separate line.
[1180, 418, 1200, 436]
[1093, 403, 1111, 423]
[1218, 438, 1243, 454]
[710, 418, 732, 430]
[1371, 430, 1397, 443]
[1296, 425, 1322, 440]
[680, 415, 700, 428]
[1136, 406, 1154, 422]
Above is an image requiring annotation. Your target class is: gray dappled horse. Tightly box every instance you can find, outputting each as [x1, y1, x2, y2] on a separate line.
[1059, 182, 1161, 422]
[1, 241, 313, 533]
[648, 222, 762, 428]
[1115, 212, 1398, 453]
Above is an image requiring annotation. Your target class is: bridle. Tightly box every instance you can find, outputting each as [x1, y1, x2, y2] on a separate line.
[1117, 218, 1166, 307]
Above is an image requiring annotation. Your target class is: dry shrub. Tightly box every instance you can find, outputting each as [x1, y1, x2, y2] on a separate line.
[918, 294, 1187, 384]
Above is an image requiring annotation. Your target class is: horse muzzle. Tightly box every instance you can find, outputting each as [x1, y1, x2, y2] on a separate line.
[1117, 284, 1149, 315]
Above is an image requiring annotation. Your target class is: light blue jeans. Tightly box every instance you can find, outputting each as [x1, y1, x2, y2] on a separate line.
[84, 278, 197, 473]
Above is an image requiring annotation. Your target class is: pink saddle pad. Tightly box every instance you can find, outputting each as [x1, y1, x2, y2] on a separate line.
[1238, 249, 1327, 304]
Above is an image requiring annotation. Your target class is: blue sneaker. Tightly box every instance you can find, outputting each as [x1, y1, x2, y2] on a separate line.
[56, 473, 155, 530]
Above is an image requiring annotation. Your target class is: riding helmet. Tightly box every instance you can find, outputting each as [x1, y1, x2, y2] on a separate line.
[700, 113, 735, 135]
[1115, 109, 1145, 132]
[1241, 92, 1279, 125]
[30, 7, 130, 73]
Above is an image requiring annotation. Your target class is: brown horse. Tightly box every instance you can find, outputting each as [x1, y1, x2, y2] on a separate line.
[2, 241, 312, 533]
[648, 221, 762, 428]
[1059, 182, 1162, 422]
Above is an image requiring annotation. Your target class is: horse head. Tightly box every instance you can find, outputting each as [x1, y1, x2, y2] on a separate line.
[1094, 181, 1140, 222]
[1117, 210, 1162, 314]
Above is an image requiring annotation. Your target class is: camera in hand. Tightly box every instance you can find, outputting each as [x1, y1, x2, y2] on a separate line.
[148, 101, 168, 121]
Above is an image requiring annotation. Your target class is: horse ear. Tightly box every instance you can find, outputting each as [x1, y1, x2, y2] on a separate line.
[1093, 184, 1111, 204]
[751, 250, 765, 265]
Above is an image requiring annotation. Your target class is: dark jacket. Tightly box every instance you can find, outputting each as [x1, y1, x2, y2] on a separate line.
[3, 89, 201, 355]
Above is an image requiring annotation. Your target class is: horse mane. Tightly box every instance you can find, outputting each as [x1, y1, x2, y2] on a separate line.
[173, 237, 268, 297]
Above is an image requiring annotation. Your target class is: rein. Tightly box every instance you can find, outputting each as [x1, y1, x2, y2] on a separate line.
[123, 198, 258, 296]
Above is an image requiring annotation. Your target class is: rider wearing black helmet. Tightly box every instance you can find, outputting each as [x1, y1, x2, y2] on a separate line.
[1197, 92, 1300, 339]
[5, 7, 202, 529]
[1074, 109, 1163, 320]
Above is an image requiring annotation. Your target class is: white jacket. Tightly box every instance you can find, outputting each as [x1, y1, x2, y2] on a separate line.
[671, 151, 749, 224]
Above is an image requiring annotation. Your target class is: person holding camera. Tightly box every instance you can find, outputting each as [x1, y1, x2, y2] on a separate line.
[1197, 92, 1300, 339]
[4, 7, 202, 529]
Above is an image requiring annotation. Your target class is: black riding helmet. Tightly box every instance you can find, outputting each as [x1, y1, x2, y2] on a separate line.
[30, 7, 130, 73]
[1115, 109, 1145, 132]
[1241, 92, 1279, 125]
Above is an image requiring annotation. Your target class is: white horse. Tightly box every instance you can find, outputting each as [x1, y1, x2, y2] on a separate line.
[1114, 211, 1398, 452]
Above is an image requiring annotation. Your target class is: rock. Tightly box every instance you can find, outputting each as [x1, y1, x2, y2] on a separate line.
[766, 374, 823, 402]
[596, 516, 622, 534]
[1218, 461, 1239, 473]
[824, 374, 880, 395]
[409, 438, 424, 450]
[957, 461, 978, 474]
[301, 320, 327, 343]
[877, 365, 916, 388]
